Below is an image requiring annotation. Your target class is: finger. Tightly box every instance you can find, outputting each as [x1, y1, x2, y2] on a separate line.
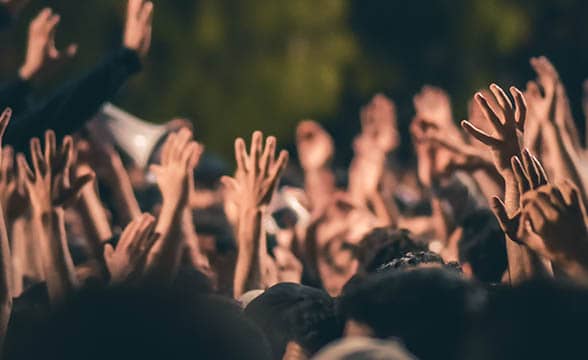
[61, 136, 74, 169]
[259, 136, 276, 177]
[461, 120, 500, 147]
[234, 137, 248, 174]
[511, 156, 530, 194]
[525, 202, 547, 233]
[489, 83, 513, 116]
[103, 244, 114, 260]
[160, 132, 175, 165]
[173, 128, 192, 161]
[181, 142, 199, 170]
[530, 153, 548, 186]
[521, 148, 540, 189]
[249, 131, 263, 174]
[139, 1, 154, 26]
[30, 138, 44, 176]
[119, 217, 142, 250]
[0, 108, 11, 143]
[547, 185, 566, 210]
[59, 173, 94, 204]
[135, 215, 157, 252]
[534, 191, 560, 221]
[16, 154, 34, 182]
[560, 180, 581, 209]
[475, 93, 503, 131]
[44, 130, 56, 166]
[267, 150, 289, 191]
[510, 86, 527, 131]
[490, 196, 513, 234]
[45, 13, 60, 33]
[220, 175, 239, 194]
[127, 0, 144, 19]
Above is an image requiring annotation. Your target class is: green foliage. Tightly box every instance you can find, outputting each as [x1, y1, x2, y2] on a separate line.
[1, 0, 587, 160]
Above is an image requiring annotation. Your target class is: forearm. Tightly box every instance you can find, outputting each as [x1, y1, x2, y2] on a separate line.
[103, 160, 142, 225]
[367, 191, 398, 228]
[0, 205, 12, 350]
[4, 48, 142, 151]
[304, 168, 335, 214]
[33, 208, 78, 305]
[233, 208, 263, 298]
[77, 183, 113, 255]
[543, 124, 588, 206]
[146, 202, 184, 285]
[502, 172, 551, 283]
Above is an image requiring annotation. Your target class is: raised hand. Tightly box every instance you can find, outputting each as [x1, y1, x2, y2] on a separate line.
[0, 146, 27, 221]
[149, 128, 203, 211]
[124, 0, 154, 57]
[104, 213, 158, 284]
[491, 149, 548, 242]
[19, 8, 77, 81]
[17, 131, 92, 215]
[222, 132, 288, 297]
[358, 94, 399, 154]
[461, 84, 526, 173]
[518, 182, 588, 277]
[296, 120, 333, 171]
[222, 131, 289, 211]
[413, 85, 454, 130]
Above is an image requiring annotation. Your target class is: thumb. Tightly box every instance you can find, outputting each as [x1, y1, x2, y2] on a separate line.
[103, 243, 114, 260]
[490, 196, 512, 234]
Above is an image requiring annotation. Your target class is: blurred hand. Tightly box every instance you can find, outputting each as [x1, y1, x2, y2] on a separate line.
[296, 120, 333, 171]
[19, 8, 77, 81]
[461, 84, 526, 173]
[413, 85, 454, 130]
[104, 213, 158, 284]
[17, 131, 93, 215]
[359, 93, 399, 154]
[124, 0, 154, 57]
[518, 182, 588, 270]
[491, 149, 549, 242]
[222, 131, 288, 211]
[150, 128, 203, 210]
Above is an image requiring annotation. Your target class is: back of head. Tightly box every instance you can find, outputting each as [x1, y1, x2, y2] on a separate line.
[245, 283, 342, 359]
[355, 228, 426, 273]
[339, 268, 485, 360]
[312, 337, 417, 360]
[465, 279, 588, 360]
[17, 286, 271, 360]
[458, 208, 507, 283]
[376, 251, 461, 273]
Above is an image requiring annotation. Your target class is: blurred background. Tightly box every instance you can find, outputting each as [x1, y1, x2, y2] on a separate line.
[1, 0, 588, 165]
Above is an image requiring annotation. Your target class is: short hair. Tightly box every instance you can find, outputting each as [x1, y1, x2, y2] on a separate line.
[355, 228, 426, 273]
[339, 268, 485, 360]
[457, 208, 507, 283]
[465, 279, 588, 360]
[377, 251, 461, 273]
[245, 283, 342, 359]
[16, 287, 272, 360]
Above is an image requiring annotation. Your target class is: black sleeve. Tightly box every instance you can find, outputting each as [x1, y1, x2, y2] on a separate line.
[4, 47, 142, 152]
[0, 76, 32, 114]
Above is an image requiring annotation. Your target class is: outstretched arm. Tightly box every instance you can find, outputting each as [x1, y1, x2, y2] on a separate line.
[4, 0, 153, 151]
[223, 132, 288, 298]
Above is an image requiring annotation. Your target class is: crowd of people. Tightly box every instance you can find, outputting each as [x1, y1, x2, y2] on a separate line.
[0, 0, 587, 359]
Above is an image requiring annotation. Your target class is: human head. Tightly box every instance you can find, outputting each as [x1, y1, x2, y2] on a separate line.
[355, 228, 426, 273]
[245, 283, 342, 359]
[339, 268, 485, 360]
[376, 251, 461, 273]
[457, 208, 507, 283]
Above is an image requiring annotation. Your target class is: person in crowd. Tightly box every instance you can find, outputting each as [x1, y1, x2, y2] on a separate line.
[0, 2, 587, 358]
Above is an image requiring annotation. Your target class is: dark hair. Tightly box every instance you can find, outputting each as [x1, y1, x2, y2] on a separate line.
[465, 279, 588, 360]
[193, 205, 236, 254]
[339, 268, 485, 360]
[355, 228, 426, 273]
[376, 251, 461, 273]
[245, 283, 343, 359]
[458, 208, 507, 283]
[17, 287, 271, 360]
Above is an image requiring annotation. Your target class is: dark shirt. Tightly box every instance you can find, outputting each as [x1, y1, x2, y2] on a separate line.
[0, 76, 32, 114]
[3, 47, 142, 152]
